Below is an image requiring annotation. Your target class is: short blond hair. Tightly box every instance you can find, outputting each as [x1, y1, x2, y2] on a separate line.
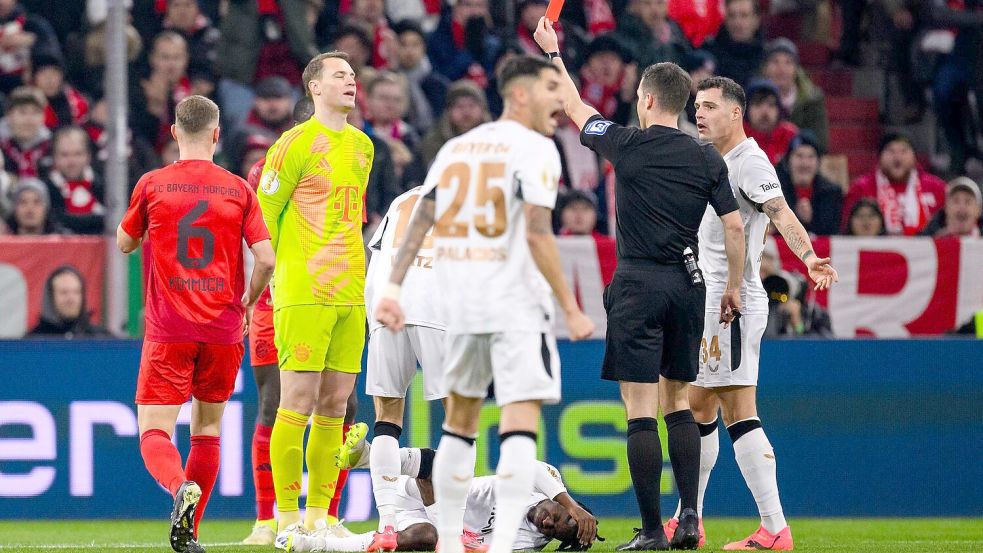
[175, 95, 219, 135]
[302, 51, 352, 97]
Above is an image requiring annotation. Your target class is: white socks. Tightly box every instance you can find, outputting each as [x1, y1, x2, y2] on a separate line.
[489, 433, 538, 553]
[433, 431, 477, 553]
[370, 434, 401, 531]
[731, 421, 787, 534]
[697, 423, 720, 518]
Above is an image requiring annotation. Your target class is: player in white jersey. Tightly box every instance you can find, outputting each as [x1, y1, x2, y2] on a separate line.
[282, 452, 598, 553]
[374, 56, 596, 553]
[361, 186, 447, 538]
[662, 77, 838, 551]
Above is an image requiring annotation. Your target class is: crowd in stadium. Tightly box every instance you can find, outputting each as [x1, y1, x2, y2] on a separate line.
[0, 0, 981, 340]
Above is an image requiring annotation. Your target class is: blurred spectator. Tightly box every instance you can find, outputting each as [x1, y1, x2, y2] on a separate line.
[923, 0, 983, 174]
[744, 78, 799, 165]
[390, 20, 449, 134]
[515, 0, 555, 56]
[557, 189, 616, 285]
[238, 137, 272, 180]
[162, 0, 221, 94]
[385, 0, 442, 32]
[81, 96, 159, 186]
[365, 71, 420, 149]
[418, 80, 489, 167]
[882, 0, 925, 123]
[216, 0, 318, 130]
[703, 0, 764, 87]
[26, 0, 84, 48]
[0, 86, 51, 178]
[578, 34, 637, 124]
[332, 24, 375, 74]
[919, 177, 983, 237]
[554, 111, 602, 201]
[680, 49, 716, 130]
[762, 38, 829, 150]
[345, 0, 396, 69]
[364, 71, 423, 187]
[228, 76, 295, 168]
[0, 0, 61, 94]
[667, 0, 723, 47]
[777, 131, 842, 235]
[428, 0, 503, 84]
[32, 54, 88, 130]
[835, 0, 866, 67]
[0, 159, 14, 219]
[616, 0, 690, 68]
[28, 265, 108, 337]
[42, 126, 104, 235]
[845, 197, 887, 236]
[76, 6, 143, 98]
[131, 31, 191, 149]
[5, 178, 65, 234]
[845, 133, 946, 235]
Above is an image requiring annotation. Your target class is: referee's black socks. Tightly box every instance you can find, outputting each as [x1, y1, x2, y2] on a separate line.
[626, 417, 663, 535]
[665, 409, 701, 512]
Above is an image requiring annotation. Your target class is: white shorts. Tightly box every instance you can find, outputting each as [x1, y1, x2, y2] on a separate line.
[444, 331, 561, 407]
[393, 476, 435, 531]
[694, 312, 766, 388]
[366, 326, 446, 400]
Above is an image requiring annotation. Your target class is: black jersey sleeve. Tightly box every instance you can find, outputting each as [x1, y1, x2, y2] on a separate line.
[579, 114, 640, 165]
[704, 145, 739, 217]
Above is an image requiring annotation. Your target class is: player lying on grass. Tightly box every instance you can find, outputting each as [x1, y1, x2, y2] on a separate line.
[277, 424, 599, 553]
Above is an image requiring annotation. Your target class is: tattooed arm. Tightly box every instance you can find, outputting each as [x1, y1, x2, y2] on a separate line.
[525, 204, 595, 340]
[762, 196, 838, 290]
[374, 197, 436, 330]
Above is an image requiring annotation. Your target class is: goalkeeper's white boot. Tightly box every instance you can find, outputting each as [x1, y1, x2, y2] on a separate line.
[242, 518, 277, 545]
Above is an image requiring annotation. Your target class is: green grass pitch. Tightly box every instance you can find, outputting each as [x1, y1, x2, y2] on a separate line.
[0, 518, 981, 552]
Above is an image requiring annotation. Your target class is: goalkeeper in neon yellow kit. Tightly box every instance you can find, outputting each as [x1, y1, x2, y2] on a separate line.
[256, 51, 374, 538]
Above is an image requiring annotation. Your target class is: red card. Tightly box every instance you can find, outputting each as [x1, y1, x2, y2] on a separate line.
[546, 0, 565, 22]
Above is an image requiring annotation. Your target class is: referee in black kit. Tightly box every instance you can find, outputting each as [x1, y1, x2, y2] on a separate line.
[535, 18, 747, 551]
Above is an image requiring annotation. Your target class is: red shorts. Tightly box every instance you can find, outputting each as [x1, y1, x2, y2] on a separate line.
[136, 341, 244, 404]
[248, 307, 278, 366]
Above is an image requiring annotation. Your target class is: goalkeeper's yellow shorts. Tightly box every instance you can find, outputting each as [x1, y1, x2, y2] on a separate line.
[273, 305, 365, 373]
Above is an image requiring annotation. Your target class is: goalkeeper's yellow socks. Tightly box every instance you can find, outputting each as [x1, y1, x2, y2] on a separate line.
[304, 414, 344, 529]
[270, 408, 308, 532]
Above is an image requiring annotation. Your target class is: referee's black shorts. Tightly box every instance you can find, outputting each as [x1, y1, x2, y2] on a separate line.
[601, 259, 706, 383]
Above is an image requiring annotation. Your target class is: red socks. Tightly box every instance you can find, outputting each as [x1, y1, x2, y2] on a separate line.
[251, 424, 276, 520]
[140, 429, 185, 496]
[329, 424, 353, 519]
[185, 435, 220, 537]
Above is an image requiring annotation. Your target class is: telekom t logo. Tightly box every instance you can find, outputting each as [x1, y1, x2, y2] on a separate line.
[334, 185, 361, 223]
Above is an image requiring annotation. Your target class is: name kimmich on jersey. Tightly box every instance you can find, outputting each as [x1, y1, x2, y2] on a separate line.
[420, 120, 562, 334]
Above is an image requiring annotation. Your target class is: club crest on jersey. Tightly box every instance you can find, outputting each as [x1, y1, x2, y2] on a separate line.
[260, 170, 280, 195]
[584, 119, 613, 135]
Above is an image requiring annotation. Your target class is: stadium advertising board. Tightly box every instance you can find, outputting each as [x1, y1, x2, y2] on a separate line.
[1, 339, 979, 519]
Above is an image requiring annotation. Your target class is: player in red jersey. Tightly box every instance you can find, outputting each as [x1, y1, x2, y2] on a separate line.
[242, 97, 361, 545]
[117, 95, 275, 553]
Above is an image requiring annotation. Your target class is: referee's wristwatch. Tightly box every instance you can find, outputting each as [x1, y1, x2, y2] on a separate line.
[545, 51, 561, 61]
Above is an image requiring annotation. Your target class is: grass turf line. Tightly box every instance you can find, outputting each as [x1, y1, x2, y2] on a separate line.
[0, 518, 980, 552]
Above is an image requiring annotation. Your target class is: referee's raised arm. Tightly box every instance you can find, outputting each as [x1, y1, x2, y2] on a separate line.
[533, 17, 598, 130]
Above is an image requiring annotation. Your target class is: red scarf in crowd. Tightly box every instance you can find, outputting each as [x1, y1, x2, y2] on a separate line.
[579, 67, 623, 120]
[0, 134, 49, 178]
[875, 169, 929, 235]
[584, 0, 616, 36]
[0, 14, 28, 76]
[48, 167, 103, 215]
[44, 86, 89, 130]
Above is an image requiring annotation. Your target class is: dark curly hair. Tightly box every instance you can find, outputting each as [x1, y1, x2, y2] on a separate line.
[555, 502, 604, 551]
